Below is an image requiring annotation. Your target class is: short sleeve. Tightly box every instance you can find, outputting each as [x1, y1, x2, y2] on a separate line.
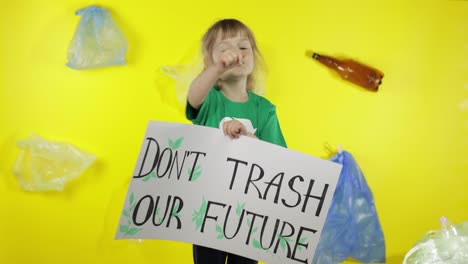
[185, 88, 216, 125]
[258, 103, 287, 148]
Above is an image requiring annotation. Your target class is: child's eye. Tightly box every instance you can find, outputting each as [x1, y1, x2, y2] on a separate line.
[239, 47, 248, 50]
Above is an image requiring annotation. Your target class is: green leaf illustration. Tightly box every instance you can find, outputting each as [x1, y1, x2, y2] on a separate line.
[129, 203, 136, 213]
[236, 201, 245, 216]
[168, 139, 174, 149]
[143, 173, 152, 182]
[120, 225, 129, 233]
[126, 227, 142, 236]
[188, 165, 202, 181]
[171, 204, 180, 218]
[200, 198, 207, 213]
[120, 194, 143, 236]
[192, 214, 198, 222]
[277, 236, 293, 252]
[251, 227, 258, 234]
[192, 197, 207, 231]
[216, 225, 224, 239]
[172, 137, 184, 150]
[191, 170, 202, 181]
[297, 237, 308, 252]
[280, 238, 286, 251]
[253, 239, 262, 249]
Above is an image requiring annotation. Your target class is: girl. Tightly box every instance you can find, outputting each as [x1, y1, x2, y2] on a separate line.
[186, 18, 286, 264]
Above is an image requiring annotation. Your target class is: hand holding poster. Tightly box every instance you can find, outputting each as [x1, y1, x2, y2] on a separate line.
[115, 121, 342, 264]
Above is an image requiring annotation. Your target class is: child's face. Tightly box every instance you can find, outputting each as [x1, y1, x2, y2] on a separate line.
[211, 33, 254, 80]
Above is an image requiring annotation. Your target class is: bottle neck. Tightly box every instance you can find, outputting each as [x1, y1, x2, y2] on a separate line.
[313, 53, 342, 69]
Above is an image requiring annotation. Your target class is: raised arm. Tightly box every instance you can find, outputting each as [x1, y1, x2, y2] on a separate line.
[187, 50, 243, 109]
[187, 66, 222, 109]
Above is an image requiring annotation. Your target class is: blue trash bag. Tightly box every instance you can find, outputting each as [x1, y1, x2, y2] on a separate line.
[67, 6, 128, 69]
[312, 150, 385, 264]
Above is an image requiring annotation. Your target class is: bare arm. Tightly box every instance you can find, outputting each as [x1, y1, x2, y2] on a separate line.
[187, 65, 223, 109]
[187, 50, 243, 109]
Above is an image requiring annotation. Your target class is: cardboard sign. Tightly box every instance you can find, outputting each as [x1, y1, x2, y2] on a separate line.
[116, 121, 341, 264]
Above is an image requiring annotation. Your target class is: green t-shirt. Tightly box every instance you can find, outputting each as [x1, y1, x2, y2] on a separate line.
[186, 88, 287, 148]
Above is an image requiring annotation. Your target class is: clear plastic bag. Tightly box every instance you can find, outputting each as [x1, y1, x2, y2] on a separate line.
[13, 134, 96, 191]
[160, 52, 205, 106]
[313, 150, 385, 264]
[403, 217, 468, 264]
[67, 5, 128, 69]
[160, 40, 268, 107]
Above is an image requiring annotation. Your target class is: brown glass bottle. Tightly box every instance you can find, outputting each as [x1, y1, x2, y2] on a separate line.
[307, 51, 384, 91]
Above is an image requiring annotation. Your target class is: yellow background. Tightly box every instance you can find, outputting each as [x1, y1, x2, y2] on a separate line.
[1, 0, 467, 263]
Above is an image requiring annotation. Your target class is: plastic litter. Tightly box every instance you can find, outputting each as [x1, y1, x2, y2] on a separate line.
[13, 134, 96, 191]
[403, 216, 468, 264]
[67, 5, 128, 69]
[313, 150, 385, 264]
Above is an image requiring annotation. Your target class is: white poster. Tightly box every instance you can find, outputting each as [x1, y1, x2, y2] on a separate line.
[115, 121, 342, 264]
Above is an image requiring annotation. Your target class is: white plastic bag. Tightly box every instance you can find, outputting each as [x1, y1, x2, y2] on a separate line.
[13, 134, 96, 191]
[67, 6, 128, 69]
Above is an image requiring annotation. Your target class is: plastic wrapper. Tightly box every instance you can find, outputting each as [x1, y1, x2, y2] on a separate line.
[160, 52, 205, 106]
[313, 150, 385, 264]
[403, 217, 468, 264]
[13, 134, 96, 191]
[67, 5, 128, 69]
[160, 45, 267, 106]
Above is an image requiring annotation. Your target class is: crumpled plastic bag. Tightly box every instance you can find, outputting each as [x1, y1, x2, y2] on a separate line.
[160, 43, 267, 107]
[13, 134, 96, 191]
[160, 52, 205, 106]
[403, 217, 468, 264]
[67, 5, 128, 69]
[313, 150, 385, 264]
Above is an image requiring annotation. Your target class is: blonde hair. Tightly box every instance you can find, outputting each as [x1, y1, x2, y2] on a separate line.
[201, 19, 266, 92]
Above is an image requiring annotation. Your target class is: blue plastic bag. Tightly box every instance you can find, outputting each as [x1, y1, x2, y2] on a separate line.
[67, 6, 128, 69]
[313, 150, 385, 264]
